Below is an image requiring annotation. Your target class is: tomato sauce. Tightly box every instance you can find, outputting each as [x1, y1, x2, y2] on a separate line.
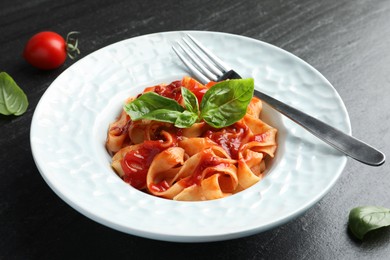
[154, 80, 182, 102]
[180, 152, 226, 188]
[189, 86, 208, 103]
[153, 78, 213, 104]
[250, 132, 270, 143]
[181, 76, 212, 103]
[110, 117, 131, 136]
[204, 122, 249, 159]
[149, 180, 170, 193]
[121, 140, 171, 189]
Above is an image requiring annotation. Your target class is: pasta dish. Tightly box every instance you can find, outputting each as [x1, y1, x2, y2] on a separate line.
[106, 77, 277, 201]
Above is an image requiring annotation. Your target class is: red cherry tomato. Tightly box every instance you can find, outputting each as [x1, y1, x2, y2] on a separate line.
[23, 31, 79, 70]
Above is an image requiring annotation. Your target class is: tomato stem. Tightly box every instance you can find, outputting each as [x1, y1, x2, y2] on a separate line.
[66, 31, 80, 60]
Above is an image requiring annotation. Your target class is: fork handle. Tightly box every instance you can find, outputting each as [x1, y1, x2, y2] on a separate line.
[254, 89, 385, 166]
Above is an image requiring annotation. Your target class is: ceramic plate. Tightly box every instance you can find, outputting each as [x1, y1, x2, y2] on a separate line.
[30, 31, 351, 242]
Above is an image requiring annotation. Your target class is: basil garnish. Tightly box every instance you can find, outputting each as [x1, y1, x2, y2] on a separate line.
[348, 206, 390, 240]
[181, 87, 199, 114]
[0, 72, 29, 116]
[174, 110, 199, 128]
[200, 78, 254, 128]
[123, 78, 254, 128]
[124, 92, 184, 120]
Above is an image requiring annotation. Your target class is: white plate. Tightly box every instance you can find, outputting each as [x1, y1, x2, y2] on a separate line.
[30, 31, 351, 242]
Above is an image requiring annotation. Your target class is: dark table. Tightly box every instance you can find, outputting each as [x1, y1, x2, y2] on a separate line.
[1, 0, 389, 258]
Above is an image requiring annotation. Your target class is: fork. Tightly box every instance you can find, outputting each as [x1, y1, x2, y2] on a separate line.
[172, 34, 385, 166]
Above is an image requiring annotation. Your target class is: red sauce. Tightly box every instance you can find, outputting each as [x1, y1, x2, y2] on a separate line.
[180, 152, 226, 188]
[176, 128, 183, 137]
[153, 79, 211, 104]
[154, 81, 182, 102]
[149, 180, 170, 193]
[121, 140, 171, 189]
[204, 122, 249, 159]
[190, 86, 208, 103]
[250, 132, 269, 143]
[181, 77, 209, 103]
[110, 125, 127, 136]
[110, 115, 131, 136]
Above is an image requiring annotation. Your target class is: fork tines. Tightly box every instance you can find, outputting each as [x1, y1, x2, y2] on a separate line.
[172, 34, 231, 84]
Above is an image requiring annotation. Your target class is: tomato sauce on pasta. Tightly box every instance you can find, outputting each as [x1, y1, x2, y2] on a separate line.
[106, 77, 277, 201]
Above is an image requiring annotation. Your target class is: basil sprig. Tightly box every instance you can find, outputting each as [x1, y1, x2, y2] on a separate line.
[200, 78, 254, 128]
[124, 78, 254, 128]
[124, 92, 185, 122]
[0, 72, 29, 116]
[348, 206, 390, 240]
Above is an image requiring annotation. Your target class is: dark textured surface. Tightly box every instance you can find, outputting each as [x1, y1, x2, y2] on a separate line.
[1, 0, 389, 258]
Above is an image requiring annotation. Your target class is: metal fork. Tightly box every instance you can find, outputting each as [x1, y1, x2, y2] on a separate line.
[172, 34, 385, 166]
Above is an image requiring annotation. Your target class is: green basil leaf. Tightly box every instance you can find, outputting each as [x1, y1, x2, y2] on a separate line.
[348, 206, 390, 240]
[181, 87, 199, 114]
[136, 109, 183, 123]
[124, 92, 184, 120]
[174, 110, 198, 128]
[200, 78, 254, 128]
[0, 72, 29, 116]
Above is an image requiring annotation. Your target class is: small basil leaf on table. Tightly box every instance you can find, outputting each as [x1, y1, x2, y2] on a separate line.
[348, 206, 390, 240]
[124, 92, 184, 121]
[200, 78, 254, 128]
[0, 72, 29, 116]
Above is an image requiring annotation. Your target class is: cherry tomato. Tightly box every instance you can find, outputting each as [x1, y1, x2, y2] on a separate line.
[23, 31, 79, 70]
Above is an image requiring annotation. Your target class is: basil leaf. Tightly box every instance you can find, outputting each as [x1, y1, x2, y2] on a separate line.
[200, 78, 254, 128]
[348, 206, 390, 240]
[181, 87, 199, 114]
[0, 72, 29, 116]
[136, 109, 183, 123]
[124, 92, 184, 120]
[174, 110, 198, 128]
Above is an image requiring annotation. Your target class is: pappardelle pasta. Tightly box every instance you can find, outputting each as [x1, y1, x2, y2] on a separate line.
[106, 76, 277, 201]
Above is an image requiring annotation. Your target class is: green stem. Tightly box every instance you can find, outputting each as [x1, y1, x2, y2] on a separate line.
[66, 31, 80, 60]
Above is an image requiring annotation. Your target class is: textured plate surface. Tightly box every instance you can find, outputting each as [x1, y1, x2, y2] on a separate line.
[30, 31, 351, 242]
